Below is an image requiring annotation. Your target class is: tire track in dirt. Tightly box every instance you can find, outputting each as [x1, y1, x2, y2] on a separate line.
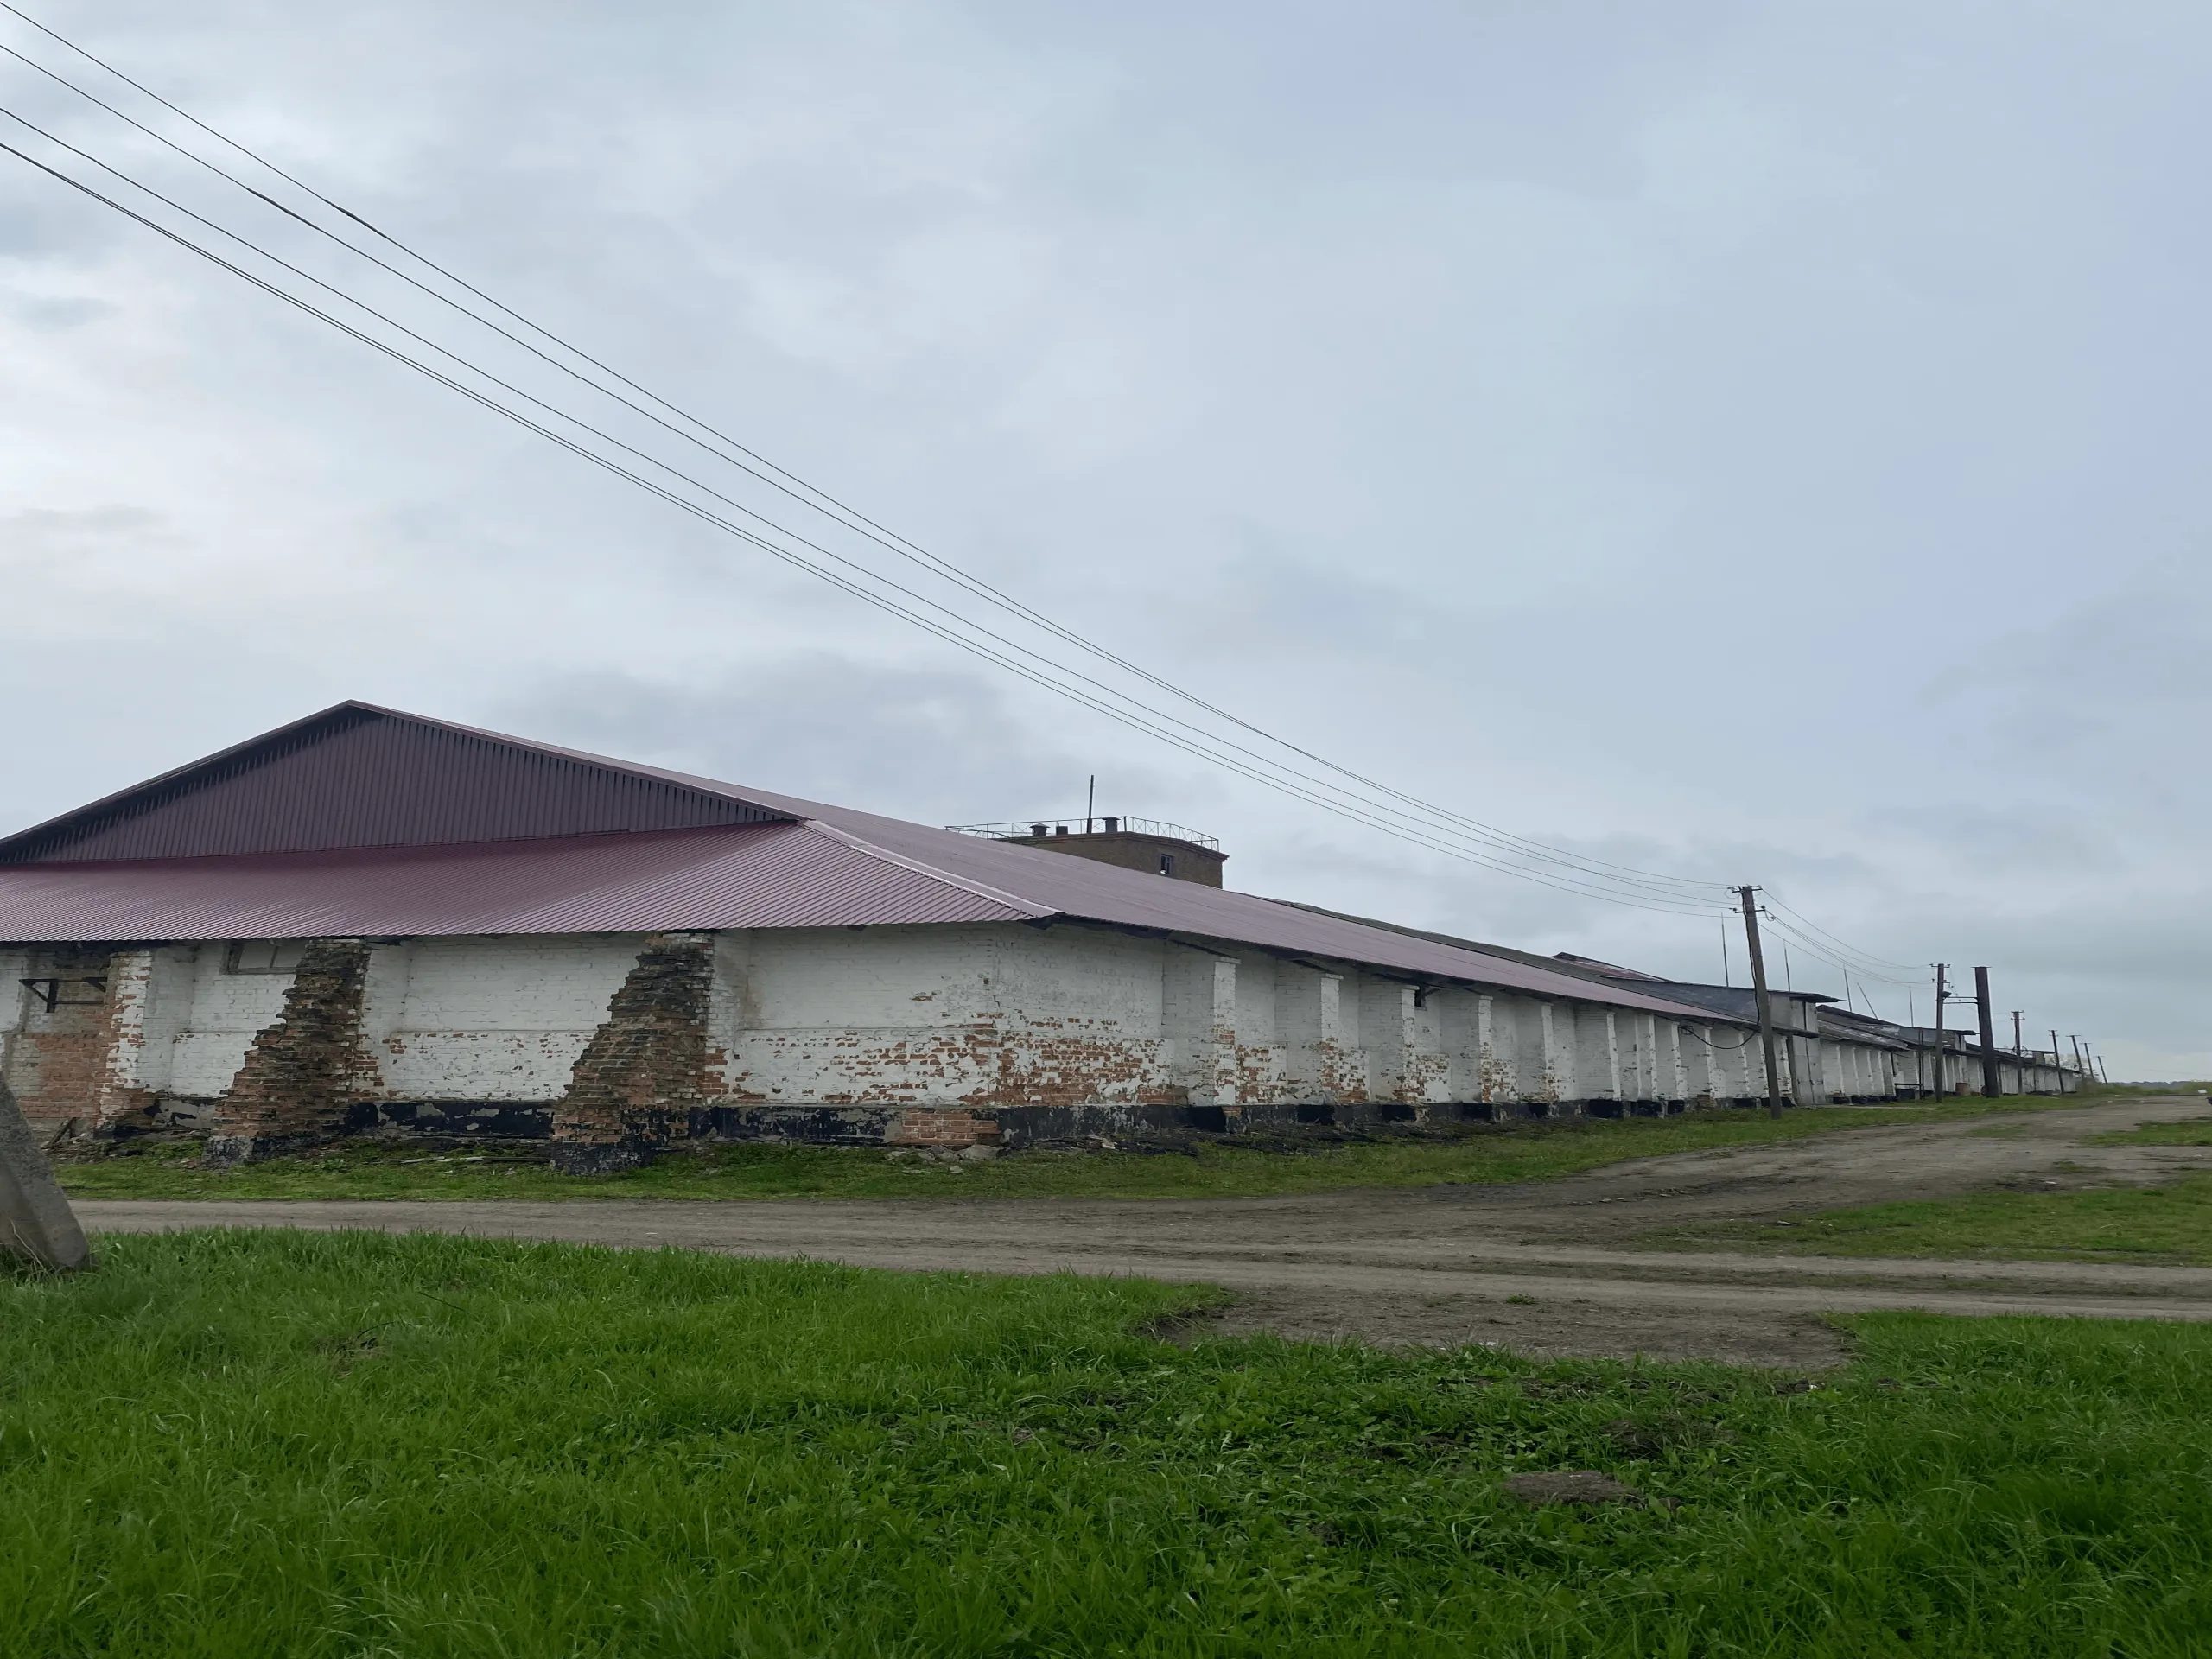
[75, 1095, 2212, 1368]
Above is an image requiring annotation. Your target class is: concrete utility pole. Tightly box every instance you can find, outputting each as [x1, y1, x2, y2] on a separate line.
[0, 1075, 92, 1273]
[2012, 1010, 2024, 1056]
[1931, 964, 1948, 1100]
[1974, 968, 2001, 1097]
[2098, 1053, 2111, 1084]
[1738, 886, 1784, 1119]
[2051, 1028, 2064, 1093]
[2070, 1034, 2087, 1081]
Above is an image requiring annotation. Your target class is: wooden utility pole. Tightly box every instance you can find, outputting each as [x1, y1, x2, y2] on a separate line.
[1931, 964, 1948, 1099]
[1974, 967, 2001, 1097]
[2097, 1053, 2111, 1084]
[1738, 886, 1784, 1119]
[2070, 1034, 2086, 1080]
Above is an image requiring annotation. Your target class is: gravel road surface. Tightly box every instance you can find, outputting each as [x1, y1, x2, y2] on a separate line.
[77, 1094, 2212, 1368]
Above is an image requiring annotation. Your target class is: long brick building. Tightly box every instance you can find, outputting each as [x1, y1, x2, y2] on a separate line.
[0, 702, 2063, 1165]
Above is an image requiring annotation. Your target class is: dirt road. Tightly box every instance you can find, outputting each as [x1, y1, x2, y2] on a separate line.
[77, 1095, 2212, 1368]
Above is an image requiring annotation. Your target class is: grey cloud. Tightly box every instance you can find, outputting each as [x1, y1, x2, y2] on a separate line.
[5, 293, 116, 328]
[1, 0, 2207, 1072]
[0, 505, 167, 547]
[1865, 804, 2119, 875]
[496, 657, 1182, 832]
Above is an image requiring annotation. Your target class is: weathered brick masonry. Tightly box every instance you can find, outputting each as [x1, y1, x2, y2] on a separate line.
[887, 1106, 1001, 1148]
[550, 931, 716, 1170]
[0, 947, 119, 1137]
[0, 701, 2062, 1153]
[206, 938, 383, 1164]
[1, 924, 1962, 1163]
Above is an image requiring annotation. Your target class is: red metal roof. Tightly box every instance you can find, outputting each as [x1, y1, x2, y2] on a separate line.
[0, 703, 787, 863]
[719, 794, 1734, 1020]
[0, 823, 1032, 938]
[0, 703, 1738, 1022]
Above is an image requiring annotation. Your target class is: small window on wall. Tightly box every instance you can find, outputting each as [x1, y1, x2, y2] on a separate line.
[223, 940, 306, 976]
[1158, 853, 1176, 877]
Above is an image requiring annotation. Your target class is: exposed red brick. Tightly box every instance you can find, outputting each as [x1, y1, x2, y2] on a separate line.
[550, 931, 715, 1166]
[2, 948, 119, 1137]
[887, 1108, 1000, 1148]
[207, 939, 382, 1163]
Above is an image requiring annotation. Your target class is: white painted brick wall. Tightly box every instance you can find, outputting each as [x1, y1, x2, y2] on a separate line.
[378, 936, 640, 1100]
[19, 918, 1910, 1117]
[1356, 976, 1407, 1102]
[734, 925, 1176, 1106]
[745, 925, 1001, 1029]
[0, 948, 24, 1091]
[168, 945, 292, 1097]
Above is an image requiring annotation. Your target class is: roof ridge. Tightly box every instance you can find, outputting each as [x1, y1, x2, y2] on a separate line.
[0, 700, 806, 864]
[798, 817, 1054, 919]
[338, 701, 805, 817]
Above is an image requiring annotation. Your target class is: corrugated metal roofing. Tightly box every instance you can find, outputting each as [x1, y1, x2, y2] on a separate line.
[0, 704, 791, 863]
[0, 702, 1736, 1021]
[0, 823, 1033, 939]
[1816, 1007, 1914, 1052]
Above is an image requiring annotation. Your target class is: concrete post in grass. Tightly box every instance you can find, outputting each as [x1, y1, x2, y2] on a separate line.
[0, 1073, 92, 1272]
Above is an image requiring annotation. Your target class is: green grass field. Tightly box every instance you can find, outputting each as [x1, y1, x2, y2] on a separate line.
[2091, 1115, 2212, 1147]
[58, 1096, 2067, 1204]
[1673, 1174, 2212, 1267]
[6, 1230, 2210, 1656]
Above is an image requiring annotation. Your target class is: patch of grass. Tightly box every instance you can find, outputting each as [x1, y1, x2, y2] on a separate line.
[6, 1231, 2212, 1655]
[2090, 1116, 2212, 1147]
[1673, 1175, 2212, 1266]
[59, 1096, 2069, 1204]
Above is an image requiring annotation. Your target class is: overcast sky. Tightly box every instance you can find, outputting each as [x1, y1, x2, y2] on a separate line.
[3, 1, 2205, 1077]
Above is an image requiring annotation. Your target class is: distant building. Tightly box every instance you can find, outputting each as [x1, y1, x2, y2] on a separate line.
[949, 818, 1227, 887]
[1281, 906, 2077, 1104]
[0, 702, 2072, 1166]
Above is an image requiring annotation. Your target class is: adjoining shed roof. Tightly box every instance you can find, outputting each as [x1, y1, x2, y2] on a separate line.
[0, 702, 1732, 1022]
[1813, 1007, 1910, 1052]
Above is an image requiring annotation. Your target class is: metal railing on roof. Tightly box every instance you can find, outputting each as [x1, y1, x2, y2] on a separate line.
[947, 817, 1221, 851]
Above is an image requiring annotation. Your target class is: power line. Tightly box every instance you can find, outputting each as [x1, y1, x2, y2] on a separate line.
[1758, 890, 1925, 978]
[0, 131, 1744, 918]
[1755, 913, 1923, 988]
[0, 6, 1738, 905]
[0, 103, 1738, 916]
[0, 11, 1960, 970]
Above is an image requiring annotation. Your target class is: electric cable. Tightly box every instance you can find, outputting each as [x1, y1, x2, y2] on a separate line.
[0, 15, 1946, 962]
[1758, 889, 1924, 976]
[0, 101, 1738, 912]
[0, 6, 1738, 901]
[1678, 1027, 1759, 1050]
[1756, 914, 1922, 988]
[0, 131, 1743, 918]
[0, 22, 2064, 1027]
